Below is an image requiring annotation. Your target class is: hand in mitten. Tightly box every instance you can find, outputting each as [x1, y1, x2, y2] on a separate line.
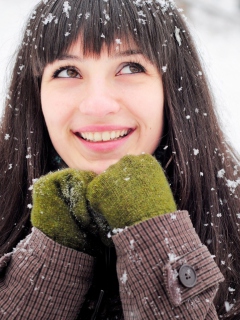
[31, 169, 110, 256]
[87, 154, 177, 231]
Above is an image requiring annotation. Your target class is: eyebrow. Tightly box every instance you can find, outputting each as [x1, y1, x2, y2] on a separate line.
[57, 49, 144, 62]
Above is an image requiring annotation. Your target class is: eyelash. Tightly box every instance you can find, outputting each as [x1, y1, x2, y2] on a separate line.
[52, 65, 79, 78]
[118, 62, 146, 75]
[52, 62, 146, 78]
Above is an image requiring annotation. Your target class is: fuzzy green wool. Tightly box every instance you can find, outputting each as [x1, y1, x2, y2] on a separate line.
[31, 168, 101, 255]
[87, 154, 177, 229]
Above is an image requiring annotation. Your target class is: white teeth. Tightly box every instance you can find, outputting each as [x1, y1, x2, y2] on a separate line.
[81, 133, 87, 139]
[102, 132, 110, 141]
[93, 132, 101, 142]
[110, 131, 116, 139]
[80, 130, 129, 142]
[88, 132, 94, 141]
[120, 130, 126, 136]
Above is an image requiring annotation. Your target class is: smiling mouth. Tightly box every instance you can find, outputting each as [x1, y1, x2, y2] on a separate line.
[75, 129, 132, 142]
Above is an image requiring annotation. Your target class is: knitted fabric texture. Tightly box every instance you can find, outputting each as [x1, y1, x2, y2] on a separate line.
[87, 154, 177, 229]
[31, 169, 100, 255]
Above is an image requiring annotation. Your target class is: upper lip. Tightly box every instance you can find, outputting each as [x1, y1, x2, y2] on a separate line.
[75, 125, 132, 132]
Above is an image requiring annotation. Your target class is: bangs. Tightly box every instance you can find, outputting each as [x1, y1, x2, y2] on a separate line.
[26, 0, 179, 76]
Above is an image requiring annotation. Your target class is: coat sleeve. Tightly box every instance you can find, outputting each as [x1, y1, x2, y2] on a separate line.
[113, 210, 224, 320]
[0, 227, 95, 319]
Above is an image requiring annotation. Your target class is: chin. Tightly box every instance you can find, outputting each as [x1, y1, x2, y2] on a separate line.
[67, 159, 119, 174]
[90, 159, 120, 174]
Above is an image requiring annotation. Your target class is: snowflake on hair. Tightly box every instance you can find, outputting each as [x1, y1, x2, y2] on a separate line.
[63, 1, 71, 18]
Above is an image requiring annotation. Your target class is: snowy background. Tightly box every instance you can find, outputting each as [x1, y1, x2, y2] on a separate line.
[0, 0, 239, 153]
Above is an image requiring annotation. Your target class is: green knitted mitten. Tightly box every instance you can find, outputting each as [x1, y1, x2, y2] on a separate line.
[87, 154, 177, 230]
[31, 168, 108, 256]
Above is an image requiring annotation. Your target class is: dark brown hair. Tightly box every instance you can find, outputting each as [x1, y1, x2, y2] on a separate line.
[0, 0, 240, 318]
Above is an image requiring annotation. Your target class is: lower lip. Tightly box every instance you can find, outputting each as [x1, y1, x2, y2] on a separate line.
[75, 131, 133, 152]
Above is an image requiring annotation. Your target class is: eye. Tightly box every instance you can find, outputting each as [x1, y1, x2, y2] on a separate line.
[117, 63, 145, 75]
[53, 66, 81, 78]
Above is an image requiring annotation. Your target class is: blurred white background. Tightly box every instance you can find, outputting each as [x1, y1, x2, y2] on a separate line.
[176, 0, 240, 154]
[0, 0, 239, 152]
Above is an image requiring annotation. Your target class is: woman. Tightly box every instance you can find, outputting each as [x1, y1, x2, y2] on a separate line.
[0, 0, 239, 319]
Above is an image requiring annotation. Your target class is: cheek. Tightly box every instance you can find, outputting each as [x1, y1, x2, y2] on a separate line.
[41, 88, 55, 122]
[41, 90, 70, 128]
[136, 90, 164, 128]
[149, 110, 164, 144]
[144, 94, 165, 147]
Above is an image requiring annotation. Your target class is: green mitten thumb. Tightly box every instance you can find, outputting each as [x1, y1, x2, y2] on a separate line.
[87, 154, 177, 230]
[31, 168, 103, 255]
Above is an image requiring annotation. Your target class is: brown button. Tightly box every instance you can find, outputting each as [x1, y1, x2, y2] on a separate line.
[178, 264, 197, 288]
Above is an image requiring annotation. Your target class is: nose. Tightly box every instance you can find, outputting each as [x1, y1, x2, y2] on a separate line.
[78, 80, 120, 117]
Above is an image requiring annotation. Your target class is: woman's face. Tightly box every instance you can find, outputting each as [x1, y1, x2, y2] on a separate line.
[41, 39, 164, 173]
